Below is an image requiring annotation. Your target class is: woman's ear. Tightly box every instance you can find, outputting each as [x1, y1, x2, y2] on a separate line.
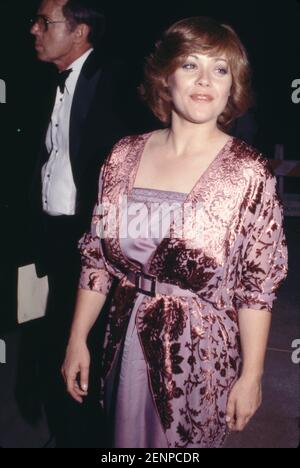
[162, 73, 170, 88]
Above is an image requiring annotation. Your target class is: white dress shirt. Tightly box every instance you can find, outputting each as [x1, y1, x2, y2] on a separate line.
[42, 48, 93, 216]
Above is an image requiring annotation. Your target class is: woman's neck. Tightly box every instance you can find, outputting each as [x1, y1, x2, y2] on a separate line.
[164, 118, 227, 158]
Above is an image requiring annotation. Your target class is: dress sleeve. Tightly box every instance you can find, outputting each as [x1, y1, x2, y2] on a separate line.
[78, 165, 113, 296]
[233, 172, 288, 313]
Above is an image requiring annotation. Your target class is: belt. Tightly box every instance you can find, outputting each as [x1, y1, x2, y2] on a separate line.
[126, 269, 195, 298]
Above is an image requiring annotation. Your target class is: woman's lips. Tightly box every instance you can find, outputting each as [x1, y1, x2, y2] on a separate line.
[190, 93, 214, 102]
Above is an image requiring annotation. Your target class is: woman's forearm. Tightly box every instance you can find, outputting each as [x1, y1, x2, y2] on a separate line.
[238, 308, 272, 381]
[69, 288, 107, 342]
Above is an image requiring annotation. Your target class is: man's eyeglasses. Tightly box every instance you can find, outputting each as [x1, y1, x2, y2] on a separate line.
[30, 15, 66, 32]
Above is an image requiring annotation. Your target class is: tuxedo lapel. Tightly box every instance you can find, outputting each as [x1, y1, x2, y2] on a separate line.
[69, 51, 103, 185]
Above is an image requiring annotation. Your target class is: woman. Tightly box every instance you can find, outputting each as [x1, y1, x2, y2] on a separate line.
[62, 17, 288, 448]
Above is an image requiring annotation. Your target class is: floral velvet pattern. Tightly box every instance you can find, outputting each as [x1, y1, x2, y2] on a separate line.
[79, 132, 288, 448]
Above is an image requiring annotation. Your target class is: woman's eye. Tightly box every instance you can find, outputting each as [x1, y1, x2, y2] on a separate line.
[182, 63, 197, 70]
[215, 67, 228, 75]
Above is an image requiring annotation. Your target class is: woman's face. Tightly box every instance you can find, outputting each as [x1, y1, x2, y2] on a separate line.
[166, 52, 233, 126]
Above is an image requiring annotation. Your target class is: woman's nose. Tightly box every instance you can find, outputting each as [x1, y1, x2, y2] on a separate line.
[196, 69, 210, 86]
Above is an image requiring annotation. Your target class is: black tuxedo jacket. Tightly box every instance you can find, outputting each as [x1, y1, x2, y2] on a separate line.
[30, 50, 140, 275]
[32, 50, 133, 228]
[0, 49, 153, 330]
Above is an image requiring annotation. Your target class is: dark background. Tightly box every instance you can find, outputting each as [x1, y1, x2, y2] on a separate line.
[0, 0, 299, 182]
[0, 0, 299, 199]
[0, 1, 299, 448]
[0, 0, 299, 329]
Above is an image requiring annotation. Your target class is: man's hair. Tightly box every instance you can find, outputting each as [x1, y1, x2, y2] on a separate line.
[63, 0, 105, 47]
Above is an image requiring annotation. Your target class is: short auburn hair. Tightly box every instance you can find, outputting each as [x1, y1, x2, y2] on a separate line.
[141, 16, 254, 130]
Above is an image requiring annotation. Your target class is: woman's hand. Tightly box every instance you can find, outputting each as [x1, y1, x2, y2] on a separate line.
[226, 376, 262, 432]
[61, 338, 90, 404]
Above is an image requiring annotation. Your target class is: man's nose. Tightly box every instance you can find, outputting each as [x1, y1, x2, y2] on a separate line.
[30, 22, 40, 35]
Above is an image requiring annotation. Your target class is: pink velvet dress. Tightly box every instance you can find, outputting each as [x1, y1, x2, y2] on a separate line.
[79, 133, 288, 448]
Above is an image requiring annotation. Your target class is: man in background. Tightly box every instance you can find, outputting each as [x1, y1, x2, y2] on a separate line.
[30, 0, 130, 447]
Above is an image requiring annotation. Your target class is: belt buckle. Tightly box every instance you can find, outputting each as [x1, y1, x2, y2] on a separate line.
[135, 271, 157, 297]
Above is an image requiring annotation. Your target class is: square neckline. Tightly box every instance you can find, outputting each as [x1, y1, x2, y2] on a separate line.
[130, 131, 234, 205]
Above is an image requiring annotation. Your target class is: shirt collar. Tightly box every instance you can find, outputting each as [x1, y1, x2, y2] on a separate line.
[64, 48, 93, 95]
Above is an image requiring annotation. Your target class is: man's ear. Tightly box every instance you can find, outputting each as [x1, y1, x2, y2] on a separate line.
[74, 23, 90, 44]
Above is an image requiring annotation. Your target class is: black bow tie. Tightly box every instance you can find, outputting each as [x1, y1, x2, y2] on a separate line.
[56, 68, 73, 94]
